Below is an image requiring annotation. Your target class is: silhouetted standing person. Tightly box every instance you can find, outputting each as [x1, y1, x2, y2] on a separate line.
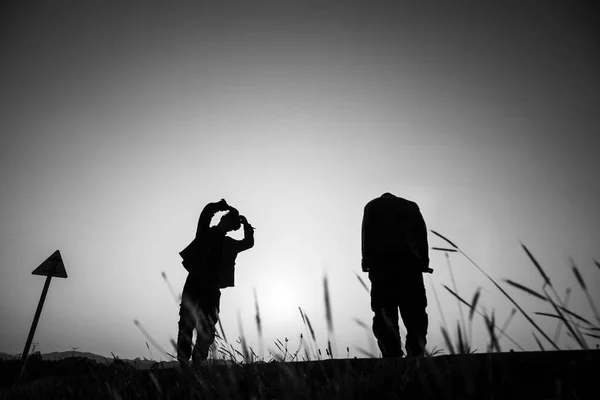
[362, 192, 431, 357]
[177, 198, 254, 366]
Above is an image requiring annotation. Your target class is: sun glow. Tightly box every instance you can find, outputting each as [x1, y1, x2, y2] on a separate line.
[254, 278, 303, 331]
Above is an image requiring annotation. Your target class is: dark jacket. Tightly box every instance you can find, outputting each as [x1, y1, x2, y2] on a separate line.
[361, 193, 430, 274]
[180, 201, 254, 288]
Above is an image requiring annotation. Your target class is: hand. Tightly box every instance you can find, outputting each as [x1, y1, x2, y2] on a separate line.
[361, 258, 371, 272]
[239, 215, 254, 230]
[218, 198, 229, 210]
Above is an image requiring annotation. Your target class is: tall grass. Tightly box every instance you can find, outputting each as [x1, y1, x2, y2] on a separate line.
[8, 231, 600, 400]
[430, 230, 599, 353]
[151, 231, 599, 366]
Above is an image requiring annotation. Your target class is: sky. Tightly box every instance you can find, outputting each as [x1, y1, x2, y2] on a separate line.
[1, 0, 599, 361]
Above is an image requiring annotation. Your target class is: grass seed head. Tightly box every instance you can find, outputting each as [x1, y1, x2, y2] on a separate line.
[323, 274, 334, 333]
[440, 327, 455, 355]
[430, 230, 459, 249]
[521, 243, 551, 287]
[469, 288, 481, 322]
[570, 259, 587, 291]
[504, 279, 547, 302]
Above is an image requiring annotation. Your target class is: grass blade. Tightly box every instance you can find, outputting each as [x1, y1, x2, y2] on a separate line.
[430, 230, 459, 249]
[237, 312, 250, 363]
[161, 271, 180, 304]
[558, 305, 593, 326]
[323, 274, 334, 333]
[298, 307, 306, 325]
[274, 340, 283, 352]
[457, 247, 559, 350]
[299, 307, 316, 358]
[584, 333, 600, 340]
[536, 312, 566, 320]
[543, 288, 588, 350]
[432, 247, 459, 252]
[457, 324, 466, 354]
[468, 287, 481, 342]
[553, 288, 571, 344]
[305, 313, 316, 343]
[354, 318, 369, 330]
[571, 258, 600, 321]
[253, 288, 263, 359]
[133, 320, 170, 360]
[487, 278, 559, 349]
[497, 308, 517, 341]
[469, 288, 481, 322]
[443, 285, 473, 309]
[445, 254, 467, 340]
[571, 259, 587, 290]
[355, 273, 370, 293]
[441, 327, 455, 355]
[429, 277, 448, 331]
[443, 283, 526, 349]
[504, 279, 547, 302]
[521, 243, 551, 287]
[532, 333, 545, 351]
[536, 312, 591, 329]
[484, 312, 500, 353]
[218, 317, 228, 344]
[254, 289, 262, 336]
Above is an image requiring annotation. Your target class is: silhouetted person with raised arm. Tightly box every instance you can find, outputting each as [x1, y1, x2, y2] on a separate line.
[177, 198, 254, 366]
[362, 192, 431, 357]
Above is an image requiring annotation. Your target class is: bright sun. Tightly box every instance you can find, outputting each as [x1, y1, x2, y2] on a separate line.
[255, 280, 303, 329]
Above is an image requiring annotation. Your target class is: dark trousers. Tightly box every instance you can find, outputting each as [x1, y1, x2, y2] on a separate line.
[177, 275, 221, 364]
[369, 267, 428, 357]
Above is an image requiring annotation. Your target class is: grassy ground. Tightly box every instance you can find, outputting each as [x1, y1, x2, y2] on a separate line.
[2, 349, 599, 399]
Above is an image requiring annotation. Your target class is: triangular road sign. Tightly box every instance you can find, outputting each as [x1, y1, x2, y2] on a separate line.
[32, 250, 68, 278]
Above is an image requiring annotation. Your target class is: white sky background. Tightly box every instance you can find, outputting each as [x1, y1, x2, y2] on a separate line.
[1, 0, 599, 360]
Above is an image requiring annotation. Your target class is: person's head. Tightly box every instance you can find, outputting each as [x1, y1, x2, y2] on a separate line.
[217, 208, 241, 233]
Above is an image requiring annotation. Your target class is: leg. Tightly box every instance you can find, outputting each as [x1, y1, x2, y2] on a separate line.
[371, 281, 403, 357]
[399, 272, 428, 357]
[177, 293, 199, 365]
[372, 306, 403, 357]
[192, 289, 221, 363]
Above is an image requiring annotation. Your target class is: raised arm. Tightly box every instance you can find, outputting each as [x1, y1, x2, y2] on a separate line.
[232, 215, 255, 252]
[196, 199, 229, 238]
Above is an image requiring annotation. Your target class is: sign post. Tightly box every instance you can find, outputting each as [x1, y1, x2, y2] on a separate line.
[18, 250, 68, 383]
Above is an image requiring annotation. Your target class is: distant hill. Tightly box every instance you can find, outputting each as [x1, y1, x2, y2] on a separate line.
[42, 351, 110, 364]
[0, 351, 233, 369]
[0, 351, 110, 362]
[0, 352, 18, 360]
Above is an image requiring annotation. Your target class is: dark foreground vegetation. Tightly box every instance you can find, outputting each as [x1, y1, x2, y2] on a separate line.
[1, 350, 599, 399]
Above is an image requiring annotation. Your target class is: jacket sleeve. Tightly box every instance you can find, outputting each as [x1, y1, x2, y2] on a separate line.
[196, 200, 227, 238]
[413, 205, 430, 271]
[231, 223, 255, 253]
[361, 204, 373, 271]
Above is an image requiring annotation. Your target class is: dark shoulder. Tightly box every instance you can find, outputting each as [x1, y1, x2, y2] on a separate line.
[402, 198, 420, 210]
[366, 195, 419, 209]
